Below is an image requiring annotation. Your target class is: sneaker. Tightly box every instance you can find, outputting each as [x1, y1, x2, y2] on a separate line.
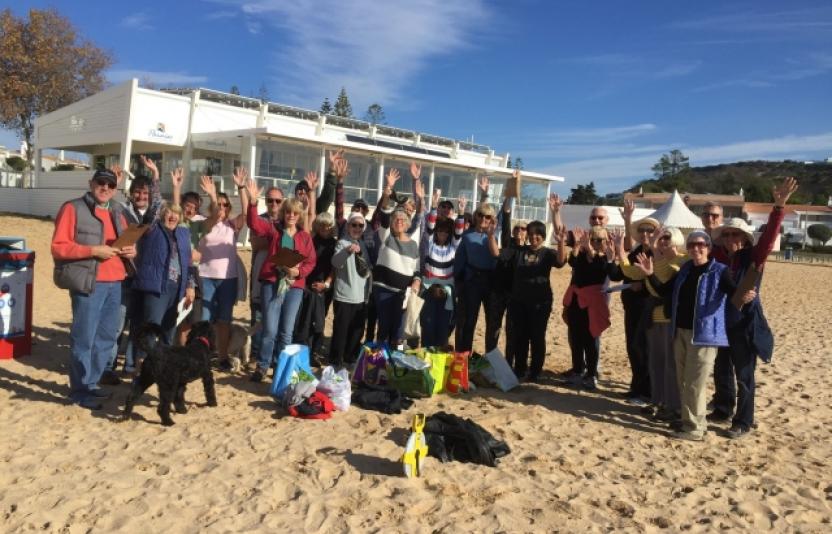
[218, 359, 233, 372]
[628, 397, 649, 407]
[725, 425, 752, 440]
[99, 370, 121, 386]
[653, 407, 676, 422]
[250, 368, 266, 383]
[706, 410, 732, 423]
[639, 404, 655, 415]
[670, 430, 705, 442]
[582, 376, 598, 391]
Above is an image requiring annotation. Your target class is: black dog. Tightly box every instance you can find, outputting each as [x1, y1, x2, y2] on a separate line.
[123, 321, 218, 426]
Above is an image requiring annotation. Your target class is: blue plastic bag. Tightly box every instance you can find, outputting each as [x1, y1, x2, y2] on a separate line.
[270, 344, 313, 398]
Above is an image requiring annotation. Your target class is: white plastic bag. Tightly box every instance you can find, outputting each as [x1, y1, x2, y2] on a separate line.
[482, 349, 519, 392]
[317, 366, 352, 411]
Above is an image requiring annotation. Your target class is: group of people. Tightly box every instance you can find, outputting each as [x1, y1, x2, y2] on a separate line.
[51, 150, 797, 442]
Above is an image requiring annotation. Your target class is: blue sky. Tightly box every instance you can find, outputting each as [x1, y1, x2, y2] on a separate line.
[3, 0, 831, 195]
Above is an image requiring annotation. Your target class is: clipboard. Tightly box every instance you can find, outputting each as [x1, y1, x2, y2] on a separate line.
[604, 283, 631, 294]
[176, 298, 193, 327]
[269, 248, 306, 268]
[111, 224, 149, 249]
[731, 264, 762, 310]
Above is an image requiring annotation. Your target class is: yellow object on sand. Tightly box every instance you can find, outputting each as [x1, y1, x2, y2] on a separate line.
[402, 414, 429, 478]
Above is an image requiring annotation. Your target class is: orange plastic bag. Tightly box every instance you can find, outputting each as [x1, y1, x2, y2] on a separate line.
[446, 351, 470, 394]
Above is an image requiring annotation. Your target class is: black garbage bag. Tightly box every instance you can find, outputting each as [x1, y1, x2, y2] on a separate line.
[351, 383, 414, 414]
[424, 411, 511, 467]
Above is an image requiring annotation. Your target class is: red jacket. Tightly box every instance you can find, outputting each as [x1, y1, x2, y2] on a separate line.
[562, 283, 611, 338]
[51, 201, 128, 283]
[247, 207, 316, 288]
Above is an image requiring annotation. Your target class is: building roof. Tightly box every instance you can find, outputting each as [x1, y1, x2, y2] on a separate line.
[625, 191, 745, 206]
[744, 202, 832, 214]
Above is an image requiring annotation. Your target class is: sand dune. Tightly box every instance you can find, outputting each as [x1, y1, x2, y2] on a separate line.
[1, 213, 830, 532]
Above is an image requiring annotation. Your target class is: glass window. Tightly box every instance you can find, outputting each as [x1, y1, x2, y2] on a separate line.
[256, 139, 321, 199]
[433, 166, 477, 208]
[341, 151, 381, 205]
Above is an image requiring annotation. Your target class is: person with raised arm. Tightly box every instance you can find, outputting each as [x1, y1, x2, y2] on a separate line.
[453, 175, 502, 353]
[418, 164, 466, 348]
[633, 231, 757, 441]
[132, 167, 195, 348]
[561, 226, 622, 390]
[489, 213, 566, 381]
[197, 170, 249, 370]
[708, 177, 798, 438]
[372, 168, 422, 346]
[52, 166, 137, 410]
[245, 178, 316, 383]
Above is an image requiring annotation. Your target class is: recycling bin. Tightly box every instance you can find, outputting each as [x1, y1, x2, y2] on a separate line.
[0, 237, 34, 359]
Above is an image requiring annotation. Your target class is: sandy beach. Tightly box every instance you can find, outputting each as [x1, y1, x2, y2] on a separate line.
[1, 212, 830, 533]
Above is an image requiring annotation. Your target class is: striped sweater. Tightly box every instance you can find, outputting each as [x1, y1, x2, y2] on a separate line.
[373, 225, 420, 293]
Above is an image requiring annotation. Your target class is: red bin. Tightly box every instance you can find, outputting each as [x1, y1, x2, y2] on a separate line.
[0, 237, 34, 359]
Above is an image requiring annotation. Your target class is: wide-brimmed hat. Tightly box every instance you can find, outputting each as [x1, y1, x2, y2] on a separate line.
[714, 218, 754, 244]
[630, 216, 660, 235]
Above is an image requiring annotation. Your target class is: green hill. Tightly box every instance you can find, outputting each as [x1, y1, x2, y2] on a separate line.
[632, 160, 832, 205]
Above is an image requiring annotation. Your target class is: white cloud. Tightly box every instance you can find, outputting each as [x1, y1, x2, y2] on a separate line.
[107, 69, 209, 85]
[212, 0, 490, 109]
[544, 131, 832, 194]
[671, 7, 832, 35]
[120, 12, 154, 30]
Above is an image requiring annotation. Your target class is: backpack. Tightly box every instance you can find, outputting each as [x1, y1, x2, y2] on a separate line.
[424, 412, 511, 467]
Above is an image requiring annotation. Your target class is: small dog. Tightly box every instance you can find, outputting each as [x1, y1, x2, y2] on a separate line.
[226, 322, 259, 372]
[123, 321, 218, 426]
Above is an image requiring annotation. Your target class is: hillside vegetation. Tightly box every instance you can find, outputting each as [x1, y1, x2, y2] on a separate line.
[632, 160, 832, 205]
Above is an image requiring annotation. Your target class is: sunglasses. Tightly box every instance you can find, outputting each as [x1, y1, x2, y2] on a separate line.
[590, 238, 605, 244]
[590, 215, 605, 221]
[218, 202, 231, 208]
[350, 223, 365, 229]
[686, 241, 709, 249]
[637, 227, 654, 234]
[266, 198, 283, 204]
[514, 226, 527, 231]
[477, 213, 493, 220]
[93, 179, 116, 190]
[703, 213, 721, 219]
[659, 235, 671, 242]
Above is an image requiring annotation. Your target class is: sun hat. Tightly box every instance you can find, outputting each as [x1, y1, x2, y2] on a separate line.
[713, 218, 755, 245]
[631, 216, 660, 235]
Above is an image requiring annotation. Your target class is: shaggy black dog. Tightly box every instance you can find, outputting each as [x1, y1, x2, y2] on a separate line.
[123, 321, 218, 426]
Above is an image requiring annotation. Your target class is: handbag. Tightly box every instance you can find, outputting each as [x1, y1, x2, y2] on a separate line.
[352, 342, 389, 386]
[387, 351, 435, 398]
[402, 290, 425, 341]
[424, 350, 453, 395]
[445, 351, 470, 394]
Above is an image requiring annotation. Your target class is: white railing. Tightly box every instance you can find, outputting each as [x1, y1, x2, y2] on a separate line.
[0, 170, 24, 188]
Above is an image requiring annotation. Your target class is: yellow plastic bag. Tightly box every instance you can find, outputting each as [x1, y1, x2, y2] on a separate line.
[425, 350, 453, 394]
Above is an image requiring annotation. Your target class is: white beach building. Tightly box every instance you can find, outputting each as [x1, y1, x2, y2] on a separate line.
[0, 79, 564, 222]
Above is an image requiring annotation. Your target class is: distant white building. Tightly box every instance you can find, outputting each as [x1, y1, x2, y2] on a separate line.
[0, 79, 564, 219]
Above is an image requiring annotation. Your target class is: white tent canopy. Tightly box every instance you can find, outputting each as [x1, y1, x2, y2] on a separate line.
[646, 190, 704, 231]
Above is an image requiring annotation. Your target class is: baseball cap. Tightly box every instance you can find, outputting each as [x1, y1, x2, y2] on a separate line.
[92, 169, 117, 185]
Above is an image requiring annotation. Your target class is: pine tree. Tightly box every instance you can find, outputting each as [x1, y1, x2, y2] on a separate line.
[230, 85, 240, 95]
[364, 103, 386, 125]
[513, 157, 524, 170]
[257, 83, 269, 103]
[319, 97, 332, 114]
[333, 87, 353, 118]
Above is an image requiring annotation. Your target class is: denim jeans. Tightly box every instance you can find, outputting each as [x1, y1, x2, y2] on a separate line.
[420, 294, 453, 348]
[142, 279, 180, 344]
[201, 277, 238, 322]
[458, 273, 498, 352]
[258, 284, 304, 370]
[69, 281, 122, 402]
[713, 327, 757, 429]
[374, 287, 405, 345]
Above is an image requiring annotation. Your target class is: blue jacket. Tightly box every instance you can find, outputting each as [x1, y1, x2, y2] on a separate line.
[133, 224, 192, 300]
[671, 259, 729, 347]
